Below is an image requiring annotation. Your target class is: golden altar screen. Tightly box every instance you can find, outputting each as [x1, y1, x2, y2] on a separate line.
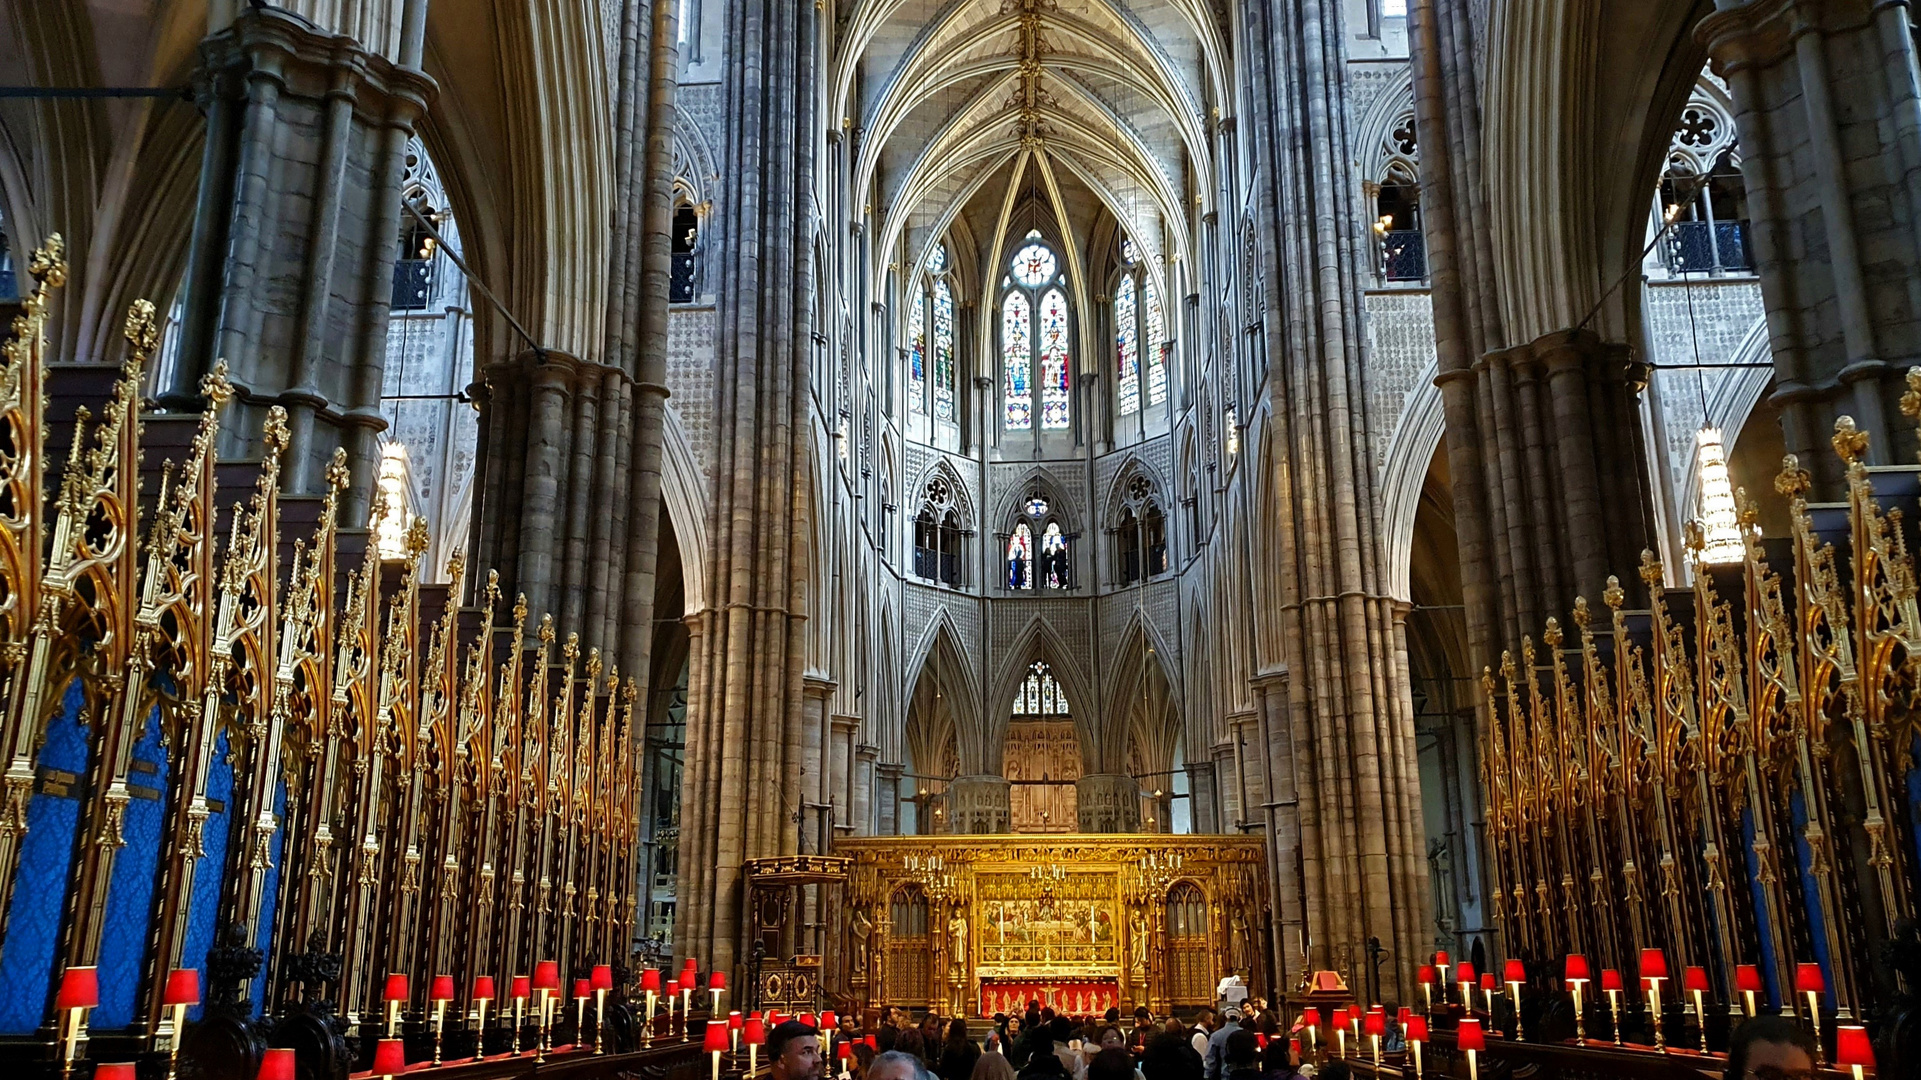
[831, 835, 1268, 1018]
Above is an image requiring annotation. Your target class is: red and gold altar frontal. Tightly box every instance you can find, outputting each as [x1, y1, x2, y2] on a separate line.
[831, 835, 1268, 1018]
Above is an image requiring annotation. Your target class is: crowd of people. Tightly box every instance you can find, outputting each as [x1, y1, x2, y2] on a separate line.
[760, 1001, 1341, 1080]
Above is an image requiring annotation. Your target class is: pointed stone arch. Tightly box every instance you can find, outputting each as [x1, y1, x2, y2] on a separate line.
[985, 616, 1096, 776]
[904, 609, 981, 769]
[1100, 609, 1182, 778]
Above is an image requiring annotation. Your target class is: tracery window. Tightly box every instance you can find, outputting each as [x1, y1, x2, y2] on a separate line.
[1005, 494, 1071, 591]
[1115, 238, 1167, 416]
[1113, 472, 1169, 585]
[1656, 79, 1751, 276]
[912, 474, 965, 587]
[1014, 661, 1071, 716]
[906, 244, 958, 422]
[1002, 233, 1072, 436]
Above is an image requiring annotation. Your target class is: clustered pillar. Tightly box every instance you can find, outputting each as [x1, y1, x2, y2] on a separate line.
[1238, 0, 1432, 1002]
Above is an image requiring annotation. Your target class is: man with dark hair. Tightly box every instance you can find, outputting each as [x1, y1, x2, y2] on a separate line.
[1129, 1007, 1157, 1056]
[1723, 1016, 1817, 1080]
[771, 1021, 824, 1080]
[1202, 1008, 1242, 1080]
[1087, 1047, 1137, 1080]
[1221, 1030, 1258, 1080]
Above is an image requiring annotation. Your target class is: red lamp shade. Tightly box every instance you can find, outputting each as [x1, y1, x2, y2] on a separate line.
[1434, 951, 1451, 967]
[684, 956, 699, 970]
[1564, 954, 1591, 983]
[642, 968, 661, 992]
[1796, 963, 1825, 995]
[800, 1013, 817, 1028]
[473, 976, 496, 1001]
[1600, 969, 1625, 993]
[1456, 962, 1476, 983]
[511, 976, 531, 1001]
[1736, 965, 1764, 994]
[431, 975, 456, 1002]
[839, 1044, 853, 1061]
[257, 1048, 296, 1080]
[1398, 1007, 1411, 1026]
[94, 1065, 137, 1080]
[1256, 1034, 1268, 1050]
[665, 980, 681, 997]
[163, 967, 201, 1007]
[1299, 1007, 1320, 1030]
[1504, 959, 1526, 984]
[533, 961, 560, 992]
[1416, 964, 1436, 985]
[1456, 1018, 1485, 1052]
[820, 1010, 837, 1031]
[710, 971, 727, 991]
[593, 965, 614, 992]
[1404, 1016, 1429, 1043]
[1683, 966, 1710, 994]
[1364, 1011, 1386, 1037]
[574, 979, 592, 999]
[1639, 949, 1668, 982]
[382, 973, 410, 1004]
[865, 1035, 879, 1051]
[55, 966, 99, 1010]
[705, 1020, 731, 1053]
[745, 1018, 767, 1045]
[372, 1038, 408, 1076]
[1835, 1025, 1875, 1069]
[730, 1011, 744, 1030]
[1479, 973, 1496, 991]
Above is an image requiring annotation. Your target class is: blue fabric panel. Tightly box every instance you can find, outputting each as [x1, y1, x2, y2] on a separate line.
[0, 682, 92, 1034]
[247, 779, 287, 1016]
[1739, 809, 1782, 1008]
[178, 729, 234, 1024]
[1789, 791, 1836, 1011]
[95, 703, 172, 1028]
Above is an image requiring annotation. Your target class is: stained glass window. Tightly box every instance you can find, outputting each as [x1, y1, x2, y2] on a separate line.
[1025, 496, 1049, 518]
[1040, 288, 1071, 430]
[1014, 241, 1058, 288]
[1041, 522, 1068, 589]
[933, 279, 955, 421]
[1008, 522, 1034, 589]
[1116, 274, 1140, 416]
[1145, 274, 1167, 406]
[909, 290, 927, 415]
[1004, 291, 1032, 430]
[1014, 661, 1070, 715]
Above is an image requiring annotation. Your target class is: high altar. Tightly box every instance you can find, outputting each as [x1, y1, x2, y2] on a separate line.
[825, 835, 1268, 1018]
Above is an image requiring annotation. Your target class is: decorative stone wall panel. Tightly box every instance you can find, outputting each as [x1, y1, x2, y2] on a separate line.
[1363, 290, 1438, 479]
[667, 306, 718, 477]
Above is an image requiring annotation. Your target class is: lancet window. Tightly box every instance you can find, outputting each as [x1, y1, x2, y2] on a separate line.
[1005, 493, 1071, 591]
[1113, 473, 1169, 585]
[907, 244, 958, 423]
[1002, 233, 1072, 437]
[912, 474, 965, 587]
[1115, 238, 1167, 417]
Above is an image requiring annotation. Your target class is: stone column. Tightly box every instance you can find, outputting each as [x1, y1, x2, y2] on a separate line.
[947, 775, 1012, 834]
[675, 0, 822, 975]
[854, 743, 879, 835]
[832, 714, 859, 837]
[173, 7, 432, 512]
[877, 762, 904, 836]
[1700, 0, 1921, 496]
[1075, 774, 1142, 833]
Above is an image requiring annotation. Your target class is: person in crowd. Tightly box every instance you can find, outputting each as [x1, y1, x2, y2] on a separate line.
[940, 1019, 984, 1080]
[871, 1051, 935, 1080]
[1160, 1017, 1185, 1040]
[879, 1025, 900, 1054]
[1188, 1011, 1215, 1057]
[1259, 1039, 1306, 1080]
[1722, 1016, 1817, 1080]
[1129, 1008, 1157, 1055]
[1088, 1047, 1140, 1080]
[1316, 1063, 1350, 1080]
[1105, 1007, 1122, 1026]
[923, 1016, 947, 1065]
[1014, 1011, 1054, 1070]
[1050, 1017, 1088, 1080]
[1140, 1031, 1204, 1080]
[1203, 1008, 1242, 1080]
[973, 1047, 1018, 1080]
[772, 1021, 826, 1080]
[1221, 1030, 1260, 1080]
[1097, 1026, 1127, 1052]
[1017, 1038, 1070, 1080]
[897, 1026, 927, 1064]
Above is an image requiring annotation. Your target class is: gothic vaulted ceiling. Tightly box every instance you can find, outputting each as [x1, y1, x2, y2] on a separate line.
[834, 0, 1228, 276]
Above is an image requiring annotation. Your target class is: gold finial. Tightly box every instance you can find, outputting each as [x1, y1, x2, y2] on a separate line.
[1735, 486, 1758, 528]
[325, 447, 350, 491]
[124, 298, 160, 357]
[1832, 415, 1869, 465]
[514, 593, 530, 629]
[538, 613, 555, 643]
[1603, 575, 1625, 610]
[1638, 549, 1663, 587]
[406, 515, 430, 558]
[202, 360, 234, 408]
[262, 406, 291, 456]
[1543, 617, 1563, 648]
[1774, 454, 1811, 499]
[31, 233, 67, 288]
[585, 647, 603, 680]
[1682, 519, 1704, 553]
[1572, 596, 1591, 630]
[1500, 649, 1517, 681]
